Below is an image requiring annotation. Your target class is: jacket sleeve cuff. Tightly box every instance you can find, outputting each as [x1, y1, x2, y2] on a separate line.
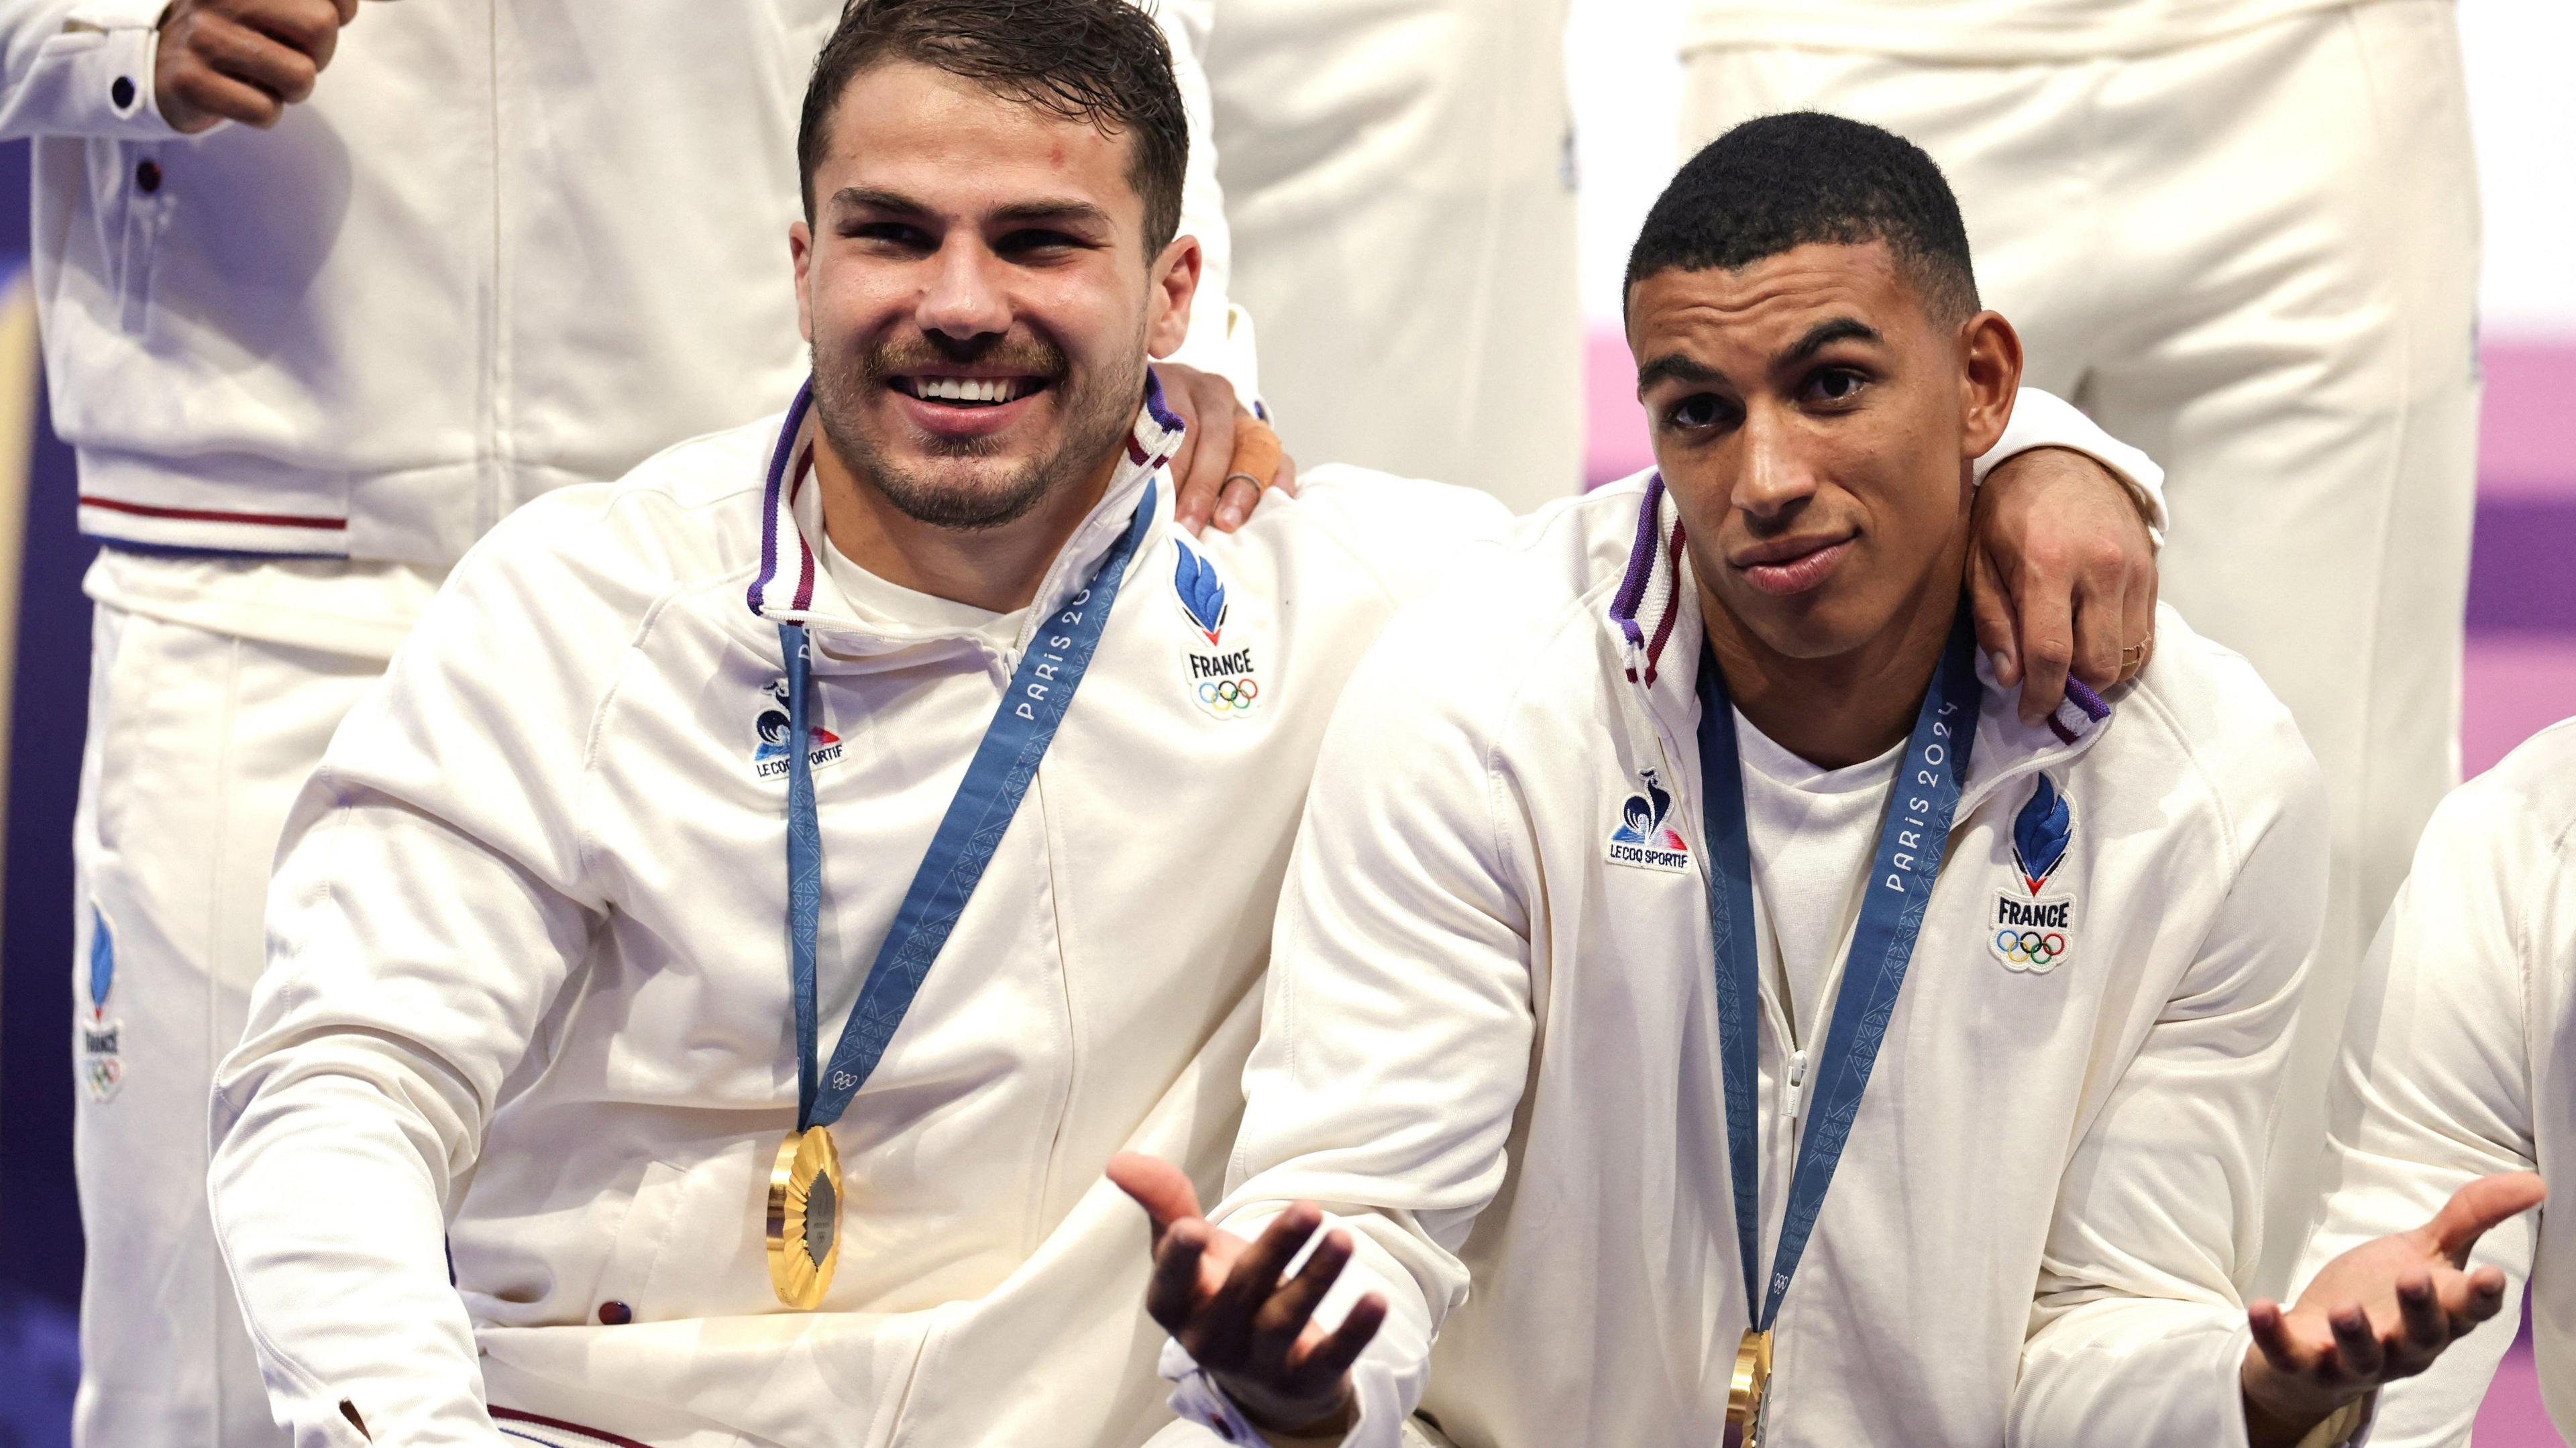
[34, 0, 182, 137]
[1158, 1339, 1411, 1448]
[1973, 386, 2169, 548]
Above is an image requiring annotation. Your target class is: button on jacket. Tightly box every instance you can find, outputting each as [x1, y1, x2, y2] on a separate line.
[1173, 471, 2327, 1448]
[207, 394, 1503, 1448]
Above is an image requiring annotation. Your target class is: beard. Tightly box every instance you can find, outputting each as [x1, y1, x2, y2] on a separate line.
[810, 322, 1149, 533]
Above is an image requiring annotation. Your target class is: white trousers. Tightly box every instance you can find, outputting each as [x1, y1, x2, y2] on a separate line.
[70, 560, 413, 1448]
[1681, 0, 2482, 1294]
[1203, 0, 1585, 514]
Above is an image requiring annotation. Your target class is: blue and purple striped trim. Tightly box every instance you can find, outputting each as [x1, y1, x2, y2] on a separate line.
[747, 380, 818, 617]
[1609, 473, 1666, 653]
[2048, 677, 2110, 744]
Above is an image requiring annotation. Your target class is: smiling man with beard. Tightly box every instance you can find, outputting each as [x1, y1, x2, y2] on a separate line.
[203, 7, 2171, 1445]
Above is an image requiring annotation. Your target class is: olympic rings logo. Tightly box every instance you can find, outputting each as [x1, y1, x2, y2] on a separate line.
[1197, 677, 1260, 712]
[1993, 928, 2065, 966]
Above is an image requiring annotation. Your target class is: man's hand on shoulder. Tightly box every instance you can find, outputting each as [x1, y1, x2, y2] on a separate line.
[2240, 1172, 2544, 1447]
[1109, 1152, 1383, 1441]
[1152, 362, 1299, 536]
[157, 0, 360, 134]
[1968, 446, 2158, 725]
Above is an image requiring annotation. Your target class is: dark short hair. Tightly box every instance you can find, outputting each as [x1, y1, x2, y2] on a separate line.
[798, 0, 1189, 254]
[1625, 112, 1980, 325]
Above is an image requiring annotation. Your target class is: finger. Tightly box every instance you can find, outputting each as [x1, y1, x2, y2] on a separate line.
[164, 62, 286, 129]
[2247, 1300, 2311, 1375]
[1289, 1292, 1387, 1390]
[334, 0, 359, 23]
[1203, 1206, 1322, 1349]
[237, 0, 346, 66]
[1270, 449, 1299, 498]
[1168, 378, 1238, 537]
[2395, 1270, 2445, 1350]
[1248, 1228, 1354, 1368]
[1106, 1152, 1204, 1239]
[2012, 559, 2076, 725]
[2443, 1265, 2510, 1333]
[1144, 1219, 1213, 1333]
[194, 17, 321, 104]
[1210, 476, 1263, 533]
[2116, 559, 2157, 684]
[2426, 1172, 2547, 1263]
[1966, 547, 2021, 688]
[2328, 1306, 2384, 1382]
[2067, 572, 2124, 691]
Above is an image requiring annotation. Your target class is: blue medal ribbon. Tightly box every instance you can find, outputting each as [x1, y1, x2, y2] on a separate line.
[778, 478, 1160, 1133]
[1697, 611, 1980, 1330]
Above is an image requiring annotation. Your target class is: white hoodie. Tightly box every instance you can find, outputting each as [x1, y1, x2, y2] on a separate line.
[0, 0, 1253, 562]
[1167, 469, 2327, 1448]
[2291, 718, 2576, 1446]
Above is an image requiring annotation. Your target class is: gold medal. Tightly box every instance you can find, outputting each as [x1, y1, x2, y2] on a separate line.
[765, 1125, 843, 1310]
[1723, 1328, 1772, 1448]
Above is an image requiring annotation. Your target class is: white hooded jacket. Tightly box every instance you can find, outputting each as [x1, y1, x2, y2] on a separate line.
[206, 386, 1499, 1448]
[1168, 469, 2328, 1448]
[2292, 718, 2576, 1446]
[0, 0, 1254, 562]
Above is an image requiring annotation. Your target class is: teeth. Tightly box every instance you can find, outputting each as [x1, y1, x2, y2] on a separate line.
[911, 377, 1024, 404]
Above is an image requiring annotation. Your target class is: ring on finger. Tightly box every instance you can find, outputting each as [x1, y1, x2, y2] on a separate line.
[2118, 638, 2153, 669]
[1222, 471, 1265, 490]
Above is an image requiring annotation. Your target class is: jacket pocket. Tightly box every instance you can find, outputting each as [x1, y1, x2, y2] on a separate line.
[590, 1160, 686, 1321]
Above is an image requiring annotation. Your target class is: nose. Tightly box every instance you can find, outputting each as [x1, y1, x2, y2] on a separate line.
[1733, 406, 1821, 522]
[915, 235, 1012, 343]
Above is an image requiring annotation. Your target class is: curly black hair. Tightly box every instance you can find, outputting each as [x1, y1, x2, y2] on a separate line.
[798, 0, 1189, 253]
[1625, 112, 1980, 325]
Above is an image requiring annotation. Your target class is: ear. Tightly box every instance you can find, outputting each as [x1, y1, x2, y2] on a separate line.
[1958, 310, 2023, 459]
[791, 218, 816, 346]
[1144, 233, 1203, 360]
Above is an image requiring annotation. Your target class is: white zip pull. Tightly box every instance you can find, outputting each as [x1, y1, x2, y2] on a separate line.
[1784, 1048, 1809, 1129]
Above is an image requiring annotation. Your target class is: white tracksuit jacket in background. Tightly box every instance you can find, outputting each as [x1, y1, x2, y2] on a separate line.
[1167, 472, 2328, 1448]
[2292, 718, 2576, 1447]
[206, 396, 1506, 1448]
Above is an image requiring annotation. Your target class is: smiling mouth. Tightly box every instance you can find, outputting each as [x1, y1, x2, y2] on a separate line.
[891, 375, 1049, 407]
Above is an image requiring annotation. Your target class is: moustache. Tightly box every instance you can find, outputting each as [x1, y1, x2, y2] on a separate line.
[858, 336, 1069, 385]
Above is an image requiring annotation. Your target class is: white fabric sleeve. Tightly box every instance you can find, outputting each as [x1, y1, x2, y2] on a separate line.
[2005, 709, 2332, 1446]
[207, 502, 620, 1448]
[1976, 386, 2171, 547]
[1146, 0, 1261, 404]
[1166, 592, 1542, 1448]
[0, 0, 178, 139]
[2284, 776, 2556, 1447]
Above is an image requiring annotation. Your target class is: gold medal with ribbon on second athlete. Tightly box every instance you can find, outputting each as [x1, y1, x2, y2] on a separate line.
[1697, 615, 1982, 1440]
[1723, 1327, 1772, 1448]
[765, 1125, 843, 1310]
[755, 390, 1167, 1311]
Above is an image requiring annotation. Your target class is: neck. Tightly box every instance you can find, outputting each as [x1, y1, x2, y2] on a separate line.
[810, 435, 1124, 616]
[1697, 569, 1962, 771]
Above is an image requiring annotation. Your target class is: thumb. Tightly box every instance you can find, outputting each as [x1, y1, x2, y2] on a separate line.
[2425, 1171, 2547, 1264]
[1106, 1151, 1205, 1237]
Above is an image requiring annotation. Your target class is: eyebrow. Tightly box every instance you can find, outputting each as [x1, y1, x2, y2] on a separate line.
[1635, 352, 1724, 392]
[1781, 317, 1883, 364]
[827, 187, 1112, 233]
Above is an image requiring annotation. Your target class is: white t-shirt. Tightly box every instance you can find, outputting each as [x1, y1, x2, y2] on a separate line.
[1736, 709, 1902, 1049]
[816, 533, 1028, 656]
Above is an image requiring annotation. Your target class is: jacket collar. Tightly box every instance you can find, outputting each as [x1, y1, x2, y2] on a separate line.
[742, 374, 1187, 653]
[1599, 476, 2115, 814]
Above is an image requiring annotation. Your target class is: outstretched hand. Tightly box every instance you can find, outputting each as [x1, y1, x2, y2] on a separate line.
[1107, 1151, 1384, 1439]
[2241, 1172, 2546, 1447]
[1968, 446, 2157, 725]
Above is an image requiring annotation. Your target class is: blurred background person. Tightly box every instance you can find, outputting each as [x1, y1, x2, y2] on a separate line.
[1670, 0, 2481, 1293]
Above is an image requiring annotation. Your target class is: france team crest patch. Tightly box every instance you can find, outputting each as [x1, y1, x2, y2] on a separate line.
[1605, 767, 1691, 874]
[1172, 540, 1262, 720]
[80, 904, 121, 1103]
[1991, 773, 2079, 974]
